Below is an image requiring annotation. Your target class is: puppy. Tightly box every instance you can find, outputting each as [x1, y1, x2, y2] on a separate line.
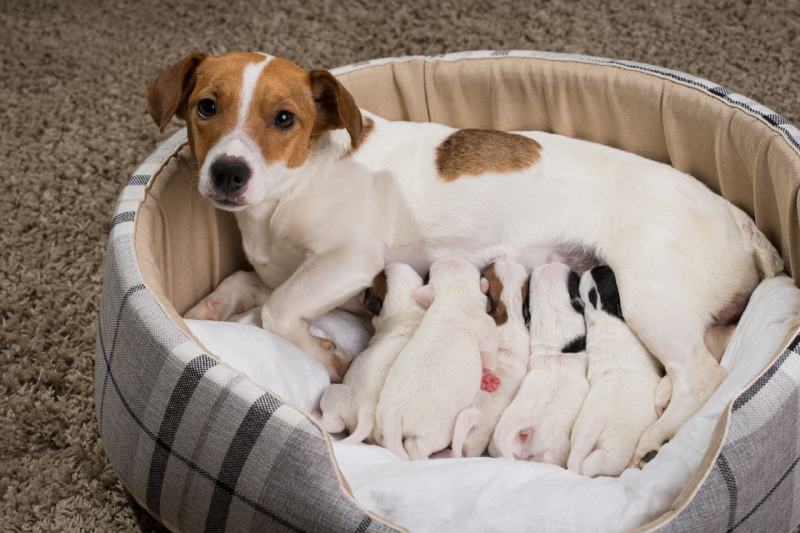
[318, 263, 424, 443]
[567, 266, 662, 477]
[451, 259, 530, 458]
[375, 257, 498, 460]
[490, 263, 589, 466]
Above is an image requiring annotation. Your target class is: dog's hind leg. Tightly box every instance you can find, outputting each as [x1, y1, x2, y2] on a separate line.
[618, 267, 726, 466]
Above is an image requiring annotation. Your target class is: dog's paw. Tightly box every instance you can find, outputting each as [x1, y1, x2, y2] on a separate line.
[184, 294, 229, 321]
[631, 429, 670, 468]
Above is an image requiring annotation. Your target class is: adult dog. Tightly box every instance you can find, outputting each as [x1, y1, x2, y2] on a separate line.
[147, 51, 782, 463]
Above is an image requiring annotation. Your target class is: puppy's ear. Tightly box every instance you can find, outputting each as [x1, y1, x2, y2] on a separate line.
[147, 52, 207, 132]
[309, 70, 363, 148]
[412, 285, 434, 309]
[480, 277, 490, 294]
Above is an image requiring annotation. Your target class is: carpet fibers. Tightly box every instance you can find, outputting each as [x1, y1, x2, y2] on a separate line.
[1, 0, 799, 530]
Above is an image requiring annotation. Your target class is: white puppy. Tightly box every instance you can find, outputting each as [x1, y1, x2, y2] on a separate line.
[319, 263, 424, 442]
[451, 259, 530, 458]
[567, 266, 663, 477]
[375, 257, 498, 460]
[490, 263, 589, 466]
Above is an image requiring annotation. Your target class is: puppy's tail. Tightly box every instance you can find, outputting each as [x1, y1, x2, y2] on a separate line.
[451, 407, 481, 458]
[567, 421, 601, 475]
[318, 384, 353, 435]
[381, 416, 410, 461]
[340, 406, 374, 445]
[492, 413, 533, 460]
[729, 203, 783, 278]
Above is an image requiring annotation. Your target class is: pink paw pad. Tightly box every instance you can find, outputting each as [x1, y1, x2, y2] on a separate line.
[481, 368, 501, 392]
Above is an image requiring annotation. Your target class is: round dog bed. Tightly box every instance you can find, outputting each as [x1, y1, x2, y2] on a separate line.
[97, 50, 800, 532]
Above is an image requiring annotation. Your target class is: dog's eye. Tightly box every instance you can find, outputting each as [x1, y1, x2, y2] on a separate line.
[197, 99, 216, 118]
[273, 110, 295, 130]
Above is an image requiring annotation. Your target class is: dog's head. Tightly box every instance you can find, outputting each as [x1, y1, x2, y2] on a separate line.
[146, 52, 363, 210]
[579, 265, 624, 324]
[482, 259, 529, 327]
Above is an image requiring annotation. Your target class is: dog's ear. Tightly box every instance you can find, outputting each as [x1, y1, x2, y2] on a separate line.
[147, 52, 207, 132]
[412, 285, 434, 309]
[309, 70, 363, 148]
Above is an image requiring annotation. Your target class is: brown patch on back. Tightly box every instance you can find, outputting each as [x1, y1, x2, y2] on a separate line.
[364, 270, 388, 316]
[482, 264, 508, 325]
[436, 129, 542, 181]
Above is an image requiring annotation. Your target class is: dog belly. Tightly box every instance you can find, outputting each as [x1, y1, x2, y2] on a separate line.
[386, 242, 600, 274]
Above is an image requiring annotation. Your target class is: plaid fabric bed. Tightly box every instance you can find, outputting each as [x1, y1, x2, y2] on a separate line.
[96, 51, 800, 533]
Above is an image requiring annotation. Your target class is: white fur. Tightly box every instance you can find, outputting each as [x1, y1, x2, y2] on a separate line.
[490, 263, 589, 466]
[451, 259, 530, 458]
[199, 81, 782, 455]
[567, 269, 663, 477]
[374, 258, 498, 460]
[318, 263, 425, 443]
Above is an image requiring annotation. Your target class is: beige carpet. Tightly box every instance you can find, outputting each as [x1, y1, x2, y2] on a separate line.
[2, 0, 799, 530]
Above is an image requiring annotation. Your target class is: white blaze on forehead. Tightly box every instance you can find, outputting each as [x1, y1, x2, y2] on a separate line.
[236, 54, 273, 128]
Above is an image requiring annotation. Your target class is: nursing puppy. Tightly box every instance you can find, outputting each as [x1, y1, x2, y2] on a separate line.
[319, 263, 424, 443]
[567, 266, 662, 478]
[148, 51, 783, 460]
[490, 263, 589, 466]
[375, 257, 498, 460]
[451, 259, 530, 458]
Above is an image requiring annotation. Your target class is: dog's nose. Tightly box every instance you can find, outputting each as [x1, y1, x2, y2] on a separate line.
[210, 156, 251, 194]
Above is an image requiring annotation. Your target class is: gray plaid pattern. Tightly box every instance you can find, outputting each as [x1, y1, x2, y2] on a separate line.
[96, 52, 800, 532]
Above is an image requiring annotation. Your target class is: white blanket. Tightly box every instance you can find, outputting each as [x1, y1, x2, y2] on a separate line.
[186, 276, 800, 532]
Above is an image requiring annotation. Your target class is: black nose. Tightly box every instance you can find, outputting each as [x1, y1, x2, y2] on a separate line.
[210, 156, 251, 194]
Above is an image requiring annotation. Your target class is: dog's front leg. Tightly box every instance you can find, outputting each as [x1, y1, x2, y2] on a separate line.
[261, 248, 382, 381]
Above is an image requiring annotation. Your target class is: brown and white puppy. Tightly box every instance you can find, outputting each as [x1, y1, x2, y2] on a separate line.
[450, 259, 530, 458]
[319, 263, 424, 443]
[147, 51, 782, 459]
[490, 263, 589, 466]
[374, 257, 498, 460]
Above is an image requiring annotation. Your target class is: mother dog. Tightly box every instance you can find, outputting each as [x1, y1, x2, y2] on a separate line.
[147, 51, 782, 464]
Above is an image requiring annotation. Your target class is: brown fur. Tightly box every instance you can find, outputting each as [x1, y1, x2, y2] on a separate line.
[340, 117, 374, 159]
[436, 129, 542, 181]
[367, 270, 388, 301]
[146, 52, 364, 172]
[483, 264, 508, 325]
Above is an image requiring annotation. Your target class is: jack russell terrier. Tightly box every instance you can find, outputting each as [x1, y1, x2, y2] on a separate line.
[490, 263, 589, 465]
[319, 263, 425, 443]
[451, 258, 530, 458]
[374, 257, 497, 460]
[147, 51, 783, 462]
[567, 266, 663, 477]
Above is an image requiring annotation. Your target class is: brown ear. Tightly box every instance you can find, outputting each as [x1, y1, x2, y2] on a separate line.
[309, 70, 363, 148]
[146, 52, 207, 132]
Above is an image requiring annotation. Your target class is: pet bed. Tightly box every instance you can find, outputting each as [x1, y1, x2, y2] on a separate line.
[96, 50, 800, 532]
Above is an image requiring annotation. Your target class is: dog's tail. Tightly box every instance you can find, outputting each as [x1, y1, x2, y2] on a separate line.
[492, 413, 533, 460]
[729, 203, 783, 278]
[566, 420, 602, 475]
[380, 416, 410, 461]
[340, 406, 374, 444]
[318, 384, 353, 434]
[451, 407, 481, 458]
